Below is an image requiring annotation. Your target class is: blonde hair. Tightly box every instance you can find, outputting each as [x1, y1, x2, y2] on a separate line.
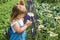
[11, 4, 27, 21]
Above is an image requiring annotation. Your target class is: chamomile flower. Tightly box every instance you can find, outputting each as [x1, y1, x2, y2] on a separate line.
[50, 32, 58, 37]
[55, 16, 60, 20]
[47, 13, 53, 17]
[57, 20, 60, 24]
[38, 25, 44, 31]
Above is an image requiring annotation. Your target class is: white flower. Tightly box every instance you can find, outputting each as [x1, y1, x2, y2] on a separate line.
[31, 28, 34, 33]
[53, 6, 56, 9]
[50, 32, 58, 37]
[55, 16, 60, 20]
[47, 13, 53, 17]
[38, 25, 44, 31]
[27, 12, 34, 17]
[38, 25, 44, 29]
[57, 20, 60, 24]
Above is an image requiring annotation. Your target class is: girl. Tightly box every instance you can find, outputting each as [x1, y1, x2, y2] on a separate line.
[9, 2, 31, 40]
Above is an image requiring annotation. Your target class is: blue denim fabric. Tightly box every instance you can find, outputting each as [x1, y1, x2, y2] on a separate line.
[9, 14, 31, 40]
[9, 20, 26, 40]
[10, 30, 26, 40]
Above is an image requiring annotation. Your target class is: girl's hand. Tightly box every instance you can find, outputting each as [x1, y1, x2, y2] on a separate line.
[25, 20, 32, 27]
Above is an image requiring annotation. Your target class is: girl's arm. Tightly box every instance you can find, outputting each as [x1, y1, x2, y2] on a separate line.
[13, 20, 31, 33]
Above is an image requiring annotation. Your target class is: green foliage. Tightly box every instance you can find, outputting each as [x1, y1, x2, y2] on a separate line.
[27, 0, 60, 40]
[0, 0, 60, 40]
[37, 0, 60, 3]
[0, 0, 18, 40]
[0, 0, 11, 4]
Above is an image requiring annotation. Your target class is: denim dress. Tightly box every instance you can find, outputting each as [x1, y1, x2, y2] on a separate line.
[9, 20, 26, 40]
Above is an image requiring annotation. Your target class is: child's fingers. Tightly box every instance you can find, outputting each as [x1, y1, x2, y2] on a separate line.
[27, 20, 32, 23]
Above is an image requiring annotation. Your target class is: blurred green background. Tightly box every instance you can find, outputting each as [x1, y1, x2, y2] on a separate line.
[0, 0, 60, 40]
